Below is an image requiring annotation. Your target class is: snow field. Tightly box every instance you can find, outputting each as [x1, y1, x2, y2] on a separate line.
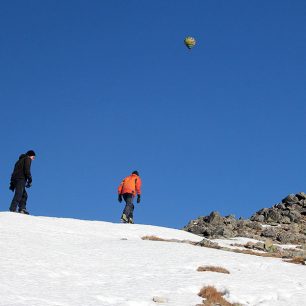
[0, 212, 305, 306]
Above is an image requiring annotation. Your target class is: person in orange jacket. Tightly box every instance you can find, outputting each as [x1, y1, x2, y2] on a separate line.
[118, 170, 142, 224]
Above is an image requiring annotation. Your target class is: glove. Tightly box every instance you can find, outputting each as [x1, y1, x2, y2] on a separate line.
[118, 194, 122, 203]
[27, 176, 32, 184]
[137, 195, 141, 203]
[9, 181, 15, 192]
[26, 177, 32, 188]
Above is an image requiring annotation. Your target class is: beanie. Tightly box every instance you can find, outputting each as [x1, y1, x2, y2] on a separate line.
[132, 170, 139, 176]
[26, 150, 36, 157]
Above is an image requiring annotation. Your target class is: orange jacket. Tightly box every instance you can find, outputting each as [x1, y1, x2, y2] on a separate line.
[118, 174, 142, 196]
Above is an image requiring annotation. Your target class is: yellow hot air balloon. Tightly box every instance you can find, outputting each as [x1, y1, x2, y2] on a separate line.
[184, 36, 196, 49]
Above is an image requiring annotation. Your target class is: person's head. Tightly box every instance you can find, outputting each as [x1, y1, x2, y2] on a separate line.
[26, 150, 36, 161]
[132, 170, 139, 176]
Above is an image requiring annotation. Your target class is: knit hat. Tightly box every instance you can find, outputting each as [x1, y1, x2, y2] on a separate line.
[26, 150, 36, 157]
[132, 170, 139, 176]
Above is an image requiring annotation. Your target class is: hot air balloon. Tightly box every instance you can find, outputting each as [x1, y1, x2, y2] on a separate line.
[184, 36, 196, 49]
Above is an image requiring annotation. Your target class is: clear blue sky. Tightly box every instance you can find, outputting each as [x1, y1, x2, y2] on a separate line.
[1, 1, 305, 228]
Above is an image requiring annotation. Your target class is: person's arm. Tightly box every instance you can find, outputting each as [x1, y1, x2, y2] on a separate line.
[136, 177, 142, 203]
[24, 157, 32, 182]
[117, 179, 125, 202]
[118, 179, 125, 195]
[135, 177, 142, 195]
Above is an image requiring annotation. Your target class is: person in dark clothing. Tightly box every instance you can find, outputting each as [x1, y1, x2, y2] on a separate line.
[9, 150, 36, 214]
[117, 171, 142, 224]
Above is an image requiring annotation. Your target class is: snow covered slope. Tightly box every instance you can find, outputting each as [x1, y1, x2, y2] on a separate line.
[0, 212, 305, 306]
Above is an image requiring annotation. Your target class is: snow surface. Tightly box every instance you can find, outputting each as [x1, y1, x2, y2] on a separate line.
[0, 212, 305, 306]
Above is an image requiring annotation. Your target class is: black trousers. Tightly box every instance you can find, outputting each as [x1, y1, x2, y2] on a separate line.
[10, 179, 28, 212]
[122, 193, 134, 221]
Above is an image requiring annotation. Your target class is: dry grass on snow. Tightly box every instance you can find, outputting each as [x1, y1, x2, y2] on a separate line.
[197, 286, 241, 306]
[141, 235, 167, 242]
[141, 235, 193, 244]
[231, 248, 282, 258]
[283, 256, 306, 265]
[197, 265, 230, 274]
[141, 235, 279, 256]
[141, 235, 304, 265]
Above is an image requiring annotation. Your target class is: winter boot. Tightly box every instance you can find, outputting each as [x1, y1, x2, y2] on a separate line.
[121, 214, 129, 223]
[19, 209, 29, 215]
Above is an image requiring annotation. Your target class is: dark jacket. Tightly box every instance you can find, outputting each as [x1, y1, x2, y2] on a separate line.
[11, 154, 32, 182]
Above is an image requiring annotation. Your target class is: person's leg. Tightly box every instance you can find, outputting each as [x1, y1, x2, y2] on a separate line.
[122, 194, 134, 223]
[9, 180, 25, 212]
[121, 194, 131, 222]
[18, 189, 28, 213]
[121, 194, 127, 222]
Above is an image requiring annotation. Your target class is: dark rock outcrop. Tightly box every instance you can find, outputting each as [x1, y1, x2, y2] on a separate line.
[183, 193, 306, 245]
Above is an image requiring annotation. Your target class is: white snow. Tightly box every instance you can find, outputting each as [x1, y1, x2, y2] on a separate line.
[0, 212, 305, 306]
[261, 224, 281, 228]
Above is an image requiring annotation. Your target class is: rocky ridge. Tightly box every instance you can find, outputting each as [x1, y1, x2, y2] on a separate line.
[183, 192, 306, 246]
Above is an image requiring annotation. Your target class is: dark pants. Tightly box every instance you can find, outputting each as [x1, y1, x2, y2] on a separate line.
[122, 193, 134, 222]
[10, 179, 28, 212]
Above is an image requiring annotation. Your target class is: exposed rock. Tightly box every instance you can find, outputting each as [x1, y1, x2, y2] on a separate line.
[288, 211, 301, 223]
[251, 214, 264, 222]
[277, 232, 294, 244]
[264, 239, 279, 253]
[282, 194, 299, 204]
[296, 192, 306, 200]
[266, 210, 282, 223]
[208, 211, 223, 225]
[281, 216, 291, 224]
[246, 222, 262, 231]
[195, 238, 220, 249]
[245, 241, 265, 251]
[261, 227, 277, 239]
[183, 192, 306, 246]
[276, 203, 286, 210]
[213, 226, 235, 238]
